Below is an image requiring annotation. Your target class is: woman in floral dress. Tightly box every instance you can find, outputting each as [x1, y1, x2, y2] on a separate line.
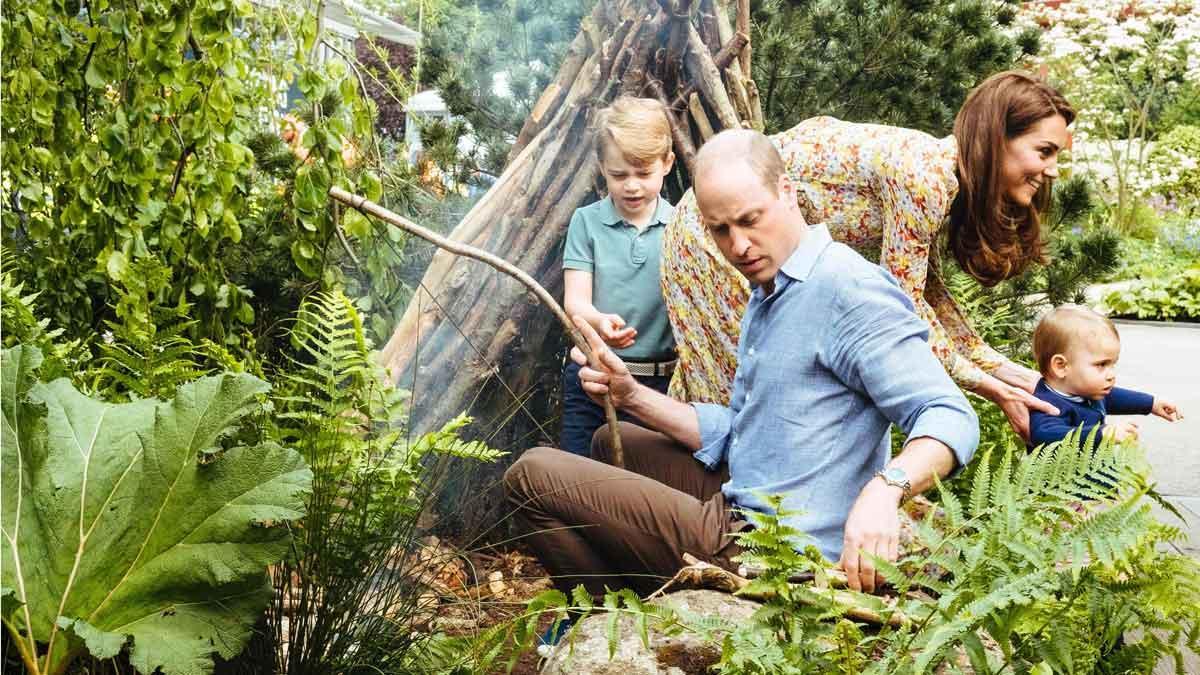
[662, 71, 1075, 440]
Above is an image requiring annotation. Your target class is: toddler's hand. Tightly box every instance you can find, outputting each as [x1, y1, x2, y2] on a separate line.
[1152, 398, 1182, 422]
[1103, 420, 1140, 443]
[597, 314, 637, 349]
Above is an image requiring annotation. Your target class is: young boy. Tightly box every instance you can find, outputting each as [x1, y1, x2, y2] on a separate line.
[1029, 304, 1181, 449]
[560, 96, 677, 456]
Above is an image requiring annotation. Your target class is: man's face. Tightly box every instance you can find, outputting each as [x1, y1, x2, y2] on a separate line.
[695, 161, 803, 294]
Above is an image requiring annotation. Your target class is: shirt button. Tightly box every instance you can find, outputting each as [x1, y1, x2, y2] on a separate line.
[732, 434, 739, 446]
[748, 347, 756, 357]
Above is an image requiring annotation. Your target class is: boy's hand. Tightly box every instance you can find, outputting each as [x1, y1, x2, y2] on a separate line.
[1103, 420, 1140, 443]
[597, 313, 637, 349]
[1152, 398, 1182, 422]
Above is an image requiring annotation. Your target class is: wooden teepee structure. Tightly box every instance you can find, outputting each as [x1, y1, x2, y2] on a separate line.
[376, 0, 759, 445]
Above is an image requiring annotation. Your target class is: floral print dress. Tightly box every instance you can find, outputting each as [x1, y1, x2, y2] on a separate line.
[662, 116, 1008, 404]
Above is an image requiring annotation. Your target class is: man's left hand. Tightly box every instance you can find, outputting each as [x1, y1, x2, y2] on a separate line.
[839, 478, 903, 593]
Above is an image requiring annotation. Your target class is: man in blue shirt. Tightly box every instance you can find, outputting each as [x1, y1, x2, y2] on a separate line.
[504, 130, 979, 604]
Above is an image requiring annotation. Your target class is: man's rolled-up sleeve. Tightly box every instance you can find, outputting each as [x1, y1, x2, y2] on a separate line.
[827, 271, 980, 472]
[692, 402, 734, 470]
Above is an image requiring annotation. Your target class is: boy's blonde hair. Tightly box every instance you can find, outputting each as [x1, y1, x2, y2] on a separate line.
[1032, 304, 1120, 375]
[594, 96, 673, 166]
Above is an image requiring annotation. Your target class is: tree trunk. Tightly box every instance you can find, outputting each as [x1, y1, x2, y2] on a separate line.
[377, 0, 759, 524]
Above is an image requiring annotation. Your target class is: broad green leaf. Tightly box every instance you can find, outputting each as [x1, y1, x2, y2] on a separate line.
[1, 347, 311, 675]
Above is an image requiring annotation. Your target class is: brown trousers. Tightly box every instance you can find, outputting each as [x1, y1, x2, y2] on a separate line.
[503, 421, 749, 597]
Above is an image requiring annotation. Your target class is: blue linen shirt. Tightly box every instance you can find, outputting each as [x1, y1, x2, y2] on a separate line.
[563, 196, 677, 360]
[691, 224, 979, 561]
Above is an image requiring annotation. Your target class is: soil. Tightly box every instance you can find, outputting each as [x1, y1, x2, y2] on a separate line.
[422, 540, 555, 675]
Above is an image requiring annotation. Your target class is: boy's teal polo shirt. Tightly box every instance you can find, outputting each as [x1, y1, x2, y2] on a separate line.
[563, 195, 677, 361]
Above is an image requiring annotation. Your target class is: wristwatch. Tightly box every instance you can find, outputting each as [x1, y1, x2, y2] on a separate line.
[875, 466, 912, 502]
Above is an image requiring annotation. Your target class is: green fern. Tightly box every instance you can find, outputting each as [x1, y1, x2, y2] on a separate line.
[875, 430, 1200, 672]
[263, 289, 504, 674]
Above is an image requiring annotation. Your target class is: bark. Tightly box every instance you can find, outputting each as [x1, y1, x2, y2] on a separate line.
[376, 0, 756, 488]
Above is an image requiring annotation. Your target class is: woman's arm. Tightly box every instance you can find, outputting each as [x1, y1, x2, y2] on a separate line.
[872, 133, 1056, 439]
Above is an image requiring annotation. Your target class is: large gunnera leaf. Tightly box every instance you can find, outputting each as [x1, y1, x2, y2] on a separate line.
[1, 346, 312, 675]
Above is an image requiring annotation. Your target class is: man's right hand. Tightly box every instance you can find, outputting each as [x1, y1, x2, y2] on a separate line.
[571, 316, 640, 408]
[597, 313, 637, 349]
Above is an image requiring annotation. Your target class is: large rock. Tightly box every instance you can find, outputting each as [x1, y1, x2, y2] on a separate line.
[540, 589, 760, 674]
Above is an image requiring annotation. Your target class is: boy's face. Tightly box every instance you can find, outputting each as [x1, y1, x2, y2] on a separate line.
[600, 146, 673, 224]
[1050, 330, 1121, 400]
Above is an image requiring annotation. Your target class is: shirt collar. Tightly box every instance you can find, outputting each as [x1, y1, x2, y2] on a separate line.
[1044, 381, 1085, 403]
[778, 223, 833, 283]
[598, 195, 674, 229]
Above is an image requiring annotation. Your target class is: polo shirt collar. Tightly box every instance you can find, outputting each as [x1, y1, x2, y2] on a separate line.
[778, 223, 833, 283]
[598, 195, 673, 228]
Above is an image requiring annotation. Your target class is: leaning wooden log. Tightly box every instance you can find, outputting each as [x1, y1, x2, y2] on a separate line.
[376, 0, 760, 477]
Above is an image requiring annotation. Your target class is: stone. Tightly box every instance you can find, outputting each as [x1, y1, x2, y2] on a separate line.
[539, 589, 760, 674]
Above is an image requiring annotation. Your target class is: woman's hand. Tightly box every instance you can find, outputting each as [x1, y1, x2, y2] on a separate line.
[990, 360, 1042, 394]
[974, 373, 1059, 441]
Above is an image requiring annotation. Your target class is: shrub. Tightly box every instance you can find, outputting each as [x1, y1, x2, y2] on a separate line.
[1149, 125, 1200, 211]
[1104, 266, 1200, 321]
[254, 290, 506, 673]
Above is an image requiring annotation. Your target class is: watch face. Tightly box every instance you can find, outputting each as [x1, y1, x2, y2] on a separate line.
[884, 467, 907, 482]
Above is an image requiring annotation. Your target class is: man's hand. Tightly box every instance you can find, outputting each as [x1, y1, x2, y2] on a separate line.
[839, 478, 903, 593]
[597, 313, 637, 349]
[1152, 397, 1182, 422]
[1103, 419, 1140, 443]
[571, 316, 640, 408]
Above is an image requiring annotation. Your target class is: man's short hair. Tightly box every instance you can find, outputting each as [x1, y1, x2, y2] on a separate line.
[594, 96, 673, 166]
[1032, 304, 1120, 375]
[693, 129, 786, 197]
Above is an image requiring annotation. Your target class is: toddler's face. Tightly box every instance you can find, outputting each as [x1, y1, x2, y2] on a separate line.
[1055, 331, 1121, 400]
[600, 147, 672, 224]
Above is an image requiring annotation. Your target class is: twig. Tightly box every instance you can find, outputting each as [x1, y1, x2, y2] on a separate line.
[736, 0, 751, 76]
[328, 187, 625, 468]
[660, 554, 907, 627]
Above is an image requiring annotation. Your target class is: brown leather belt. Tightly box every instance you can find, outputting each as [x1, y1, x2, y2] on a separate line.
[625, 359, 677, 378]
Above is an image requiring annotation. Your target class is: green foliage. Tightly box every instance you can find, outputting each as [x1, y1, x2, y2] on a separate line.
[260, 290, 504, 673]
[1, 0, 387, 362]
[415, 0, 590, 173]
[1104, 265, 1200, 322]
[752, 0, 1036, 135]
[0, 346, 311, 675]
[0, 248, 85, 383]
[1149, 125, 1200, 211]
[874, 434, 1200, 673]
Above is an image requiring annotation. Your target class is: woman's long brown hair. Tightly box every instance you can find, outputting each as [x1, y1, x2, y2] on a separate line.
[949, 71, 1075, 286]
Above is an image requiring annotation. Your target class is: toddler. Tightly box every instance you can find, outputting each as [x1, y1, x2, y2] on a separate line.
[1029, 304, 1180, 448]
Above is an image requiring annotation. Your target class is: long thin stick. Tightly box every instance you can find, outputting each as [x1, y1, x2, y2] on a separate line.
[328, 187, 625, 468]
